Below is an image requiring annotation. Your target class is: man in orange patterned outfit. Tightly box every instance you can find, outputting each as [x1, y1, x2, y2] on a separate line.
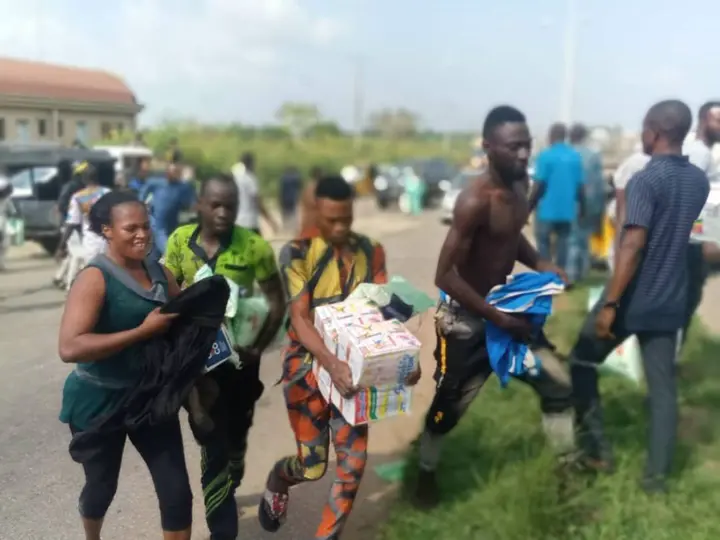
[257, 174, 419, 539]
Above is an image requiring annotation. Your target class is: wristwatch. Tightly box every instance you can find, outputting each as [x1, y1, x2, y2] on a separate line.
[603, 300, 620, 310]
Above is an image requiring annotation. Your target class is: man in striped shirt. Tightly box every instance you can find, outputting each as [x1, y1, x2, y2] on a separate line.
[570, 100, 709, 494]
[614, 101, 720, 343]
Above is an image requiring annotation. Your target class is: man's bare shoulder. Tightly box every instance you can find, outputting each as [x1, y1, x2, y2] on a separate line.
[459, 172, 495, 206]
[452, 174, 493, 232]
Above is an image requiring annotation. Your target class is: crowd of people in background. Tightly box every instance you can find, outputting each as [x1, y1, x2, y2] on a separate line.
[529, 121, 606, 287]
[524, 100, 720, 494]
[4, 95, 712, 538]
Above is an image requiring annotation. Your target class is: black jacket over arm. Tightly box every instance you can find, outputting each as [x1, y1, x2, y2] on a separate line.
[69, 274, 229, 463]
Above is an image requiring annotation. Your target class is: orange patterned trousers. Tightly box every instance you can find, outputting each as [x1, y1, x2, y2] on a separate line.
[277, 371, 369, 539]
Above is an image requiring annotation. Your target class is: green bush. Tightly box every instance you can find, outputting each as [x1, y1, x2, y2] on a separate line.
[99, 125, 472, 197]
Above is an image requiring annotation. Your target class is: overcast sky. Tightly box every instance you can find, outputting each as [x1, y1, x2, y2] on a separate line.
[1, 0, 718, 132]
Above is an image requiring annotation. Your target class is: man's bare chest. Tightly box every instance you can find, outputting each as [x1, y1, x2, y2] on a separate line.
[488, 191, 528, 237]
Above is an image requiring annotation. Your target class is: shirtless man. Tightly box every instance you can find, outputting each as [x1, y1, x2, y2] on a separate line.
[414, 106, 575, 507]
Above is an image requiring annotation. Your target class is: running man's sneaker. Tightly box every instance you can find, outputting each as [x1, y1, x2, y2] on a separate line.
[257, 489, 289, 532]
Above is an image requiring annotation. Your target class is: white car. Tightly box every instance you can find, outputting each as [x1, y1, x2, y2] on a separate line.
[94, 144, 153, 174]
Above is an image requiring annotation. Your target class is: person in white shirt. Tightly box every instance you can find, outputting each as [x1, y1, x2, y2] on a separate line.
[231, 152, 278, 236]
[55, 163, 111, 289]
[613, 101, 720, 344]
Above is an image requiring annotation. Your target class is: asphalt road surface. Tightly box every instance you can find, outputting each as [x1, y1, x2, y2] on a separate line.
[0, 205, 448, 540]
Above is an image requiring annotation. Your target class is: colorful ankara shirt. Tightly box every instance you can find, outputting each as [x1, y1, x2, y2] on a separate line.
[163, 224, 279, 290]
[279, 232, 387, 386]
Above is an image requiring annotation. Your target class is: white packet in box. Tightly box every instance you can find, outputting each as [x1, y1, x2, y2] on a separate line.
[313, 300, 383, 355]
[313, 361, 335, 403]
[338, 319, 421, 388]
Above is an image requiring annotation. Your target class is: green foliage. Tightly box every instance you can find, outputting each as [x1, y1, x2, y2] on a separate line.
[367, 108, 421, 138]
[381, 283, 720, 540]
[275, 101, 322, 139]
[98, 123, 472, 197]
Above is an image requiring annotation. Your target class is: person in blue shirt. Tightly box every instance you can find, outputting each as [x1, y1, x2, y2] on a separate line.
[139, 163, 196, 259]
[568, 124, 605, 283]
[529, 123, 585, 279]
[127, 157, 152, 194]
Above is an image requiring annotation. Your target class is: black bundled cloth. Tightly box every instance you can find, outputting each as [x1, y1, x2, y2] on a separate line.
[69, 275, 230, 463]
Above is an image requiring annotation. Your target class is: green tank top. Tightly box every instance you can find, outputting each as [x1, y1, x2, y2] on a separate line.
[59, 255, 168, 431]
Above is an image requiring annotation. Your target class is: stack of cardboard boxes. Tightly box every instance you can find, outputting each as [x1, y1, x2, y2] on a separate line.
[313, 300, 421, 425]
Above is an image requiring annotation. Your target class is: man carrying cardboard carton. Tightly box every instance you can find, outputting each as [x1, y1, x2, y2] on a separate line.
[414, 106, 575, 508]
[258, 175, 420, 539]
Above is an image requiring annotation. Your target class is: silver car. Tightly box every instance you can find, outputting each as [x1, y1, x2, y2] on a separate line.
[440, 168, 482, 224]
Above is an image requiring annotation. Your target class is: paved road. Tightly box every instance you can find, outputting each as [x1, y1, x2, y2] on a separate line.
[0, 205, 448, 540]
[7, 202, 719, 540]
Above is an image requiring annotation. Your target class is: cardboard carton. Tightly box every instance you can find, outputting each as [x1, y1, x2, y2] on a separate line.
[311, 300, 421, 425]
[313, 300, 383, 355]
[338, 319, 421, 387]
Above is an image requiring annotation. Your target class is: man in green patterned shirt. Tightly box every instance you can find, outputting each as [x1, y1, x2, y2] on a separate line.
[163, 173, 286, 540]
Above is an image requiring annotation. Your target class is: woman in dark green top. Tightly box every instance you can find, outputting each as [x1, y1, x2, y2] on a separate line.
[58, 191, 192, 540]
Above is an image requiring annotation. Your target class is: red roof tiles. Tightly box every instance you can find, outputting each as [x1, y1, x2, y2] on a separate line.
[0, 57, 137, 105]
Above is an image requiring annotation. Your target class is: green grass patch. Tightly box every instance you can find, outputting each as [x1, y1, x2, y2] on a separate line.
[379, 283, 720, 540]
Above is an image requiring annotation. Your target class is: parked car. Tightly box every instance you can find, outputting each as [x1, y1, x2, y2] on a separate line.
[411, 158, 458, 208]
[3, 143, 116, 254]
[440, 168, 483, 224]
[94, 144, 153, 176]
[373, 164, 404, 209]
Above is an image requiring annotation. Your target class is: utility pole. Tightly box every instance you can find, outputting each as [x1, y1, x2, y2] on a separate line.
[353, 56, 364, 150]
[560, 0, 577, 125]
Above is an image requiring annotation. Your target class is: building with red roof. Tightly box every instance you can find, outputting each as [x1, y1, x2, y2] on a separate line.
[0, 57, 143, 146]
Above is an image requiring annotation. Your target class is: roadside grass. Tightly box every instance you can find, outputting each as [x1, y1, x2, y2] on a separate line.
[379, 280, 720, 540]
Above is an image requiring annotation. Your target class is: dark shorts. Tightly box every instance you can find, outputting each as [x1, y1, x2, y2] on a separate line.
[426, 302, 572, 435]
[432, 303, 561, 386]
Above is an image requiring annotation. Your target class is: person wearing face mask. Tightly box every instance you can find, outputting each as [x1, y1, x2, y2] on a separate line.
[57, 191, 193, 540]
